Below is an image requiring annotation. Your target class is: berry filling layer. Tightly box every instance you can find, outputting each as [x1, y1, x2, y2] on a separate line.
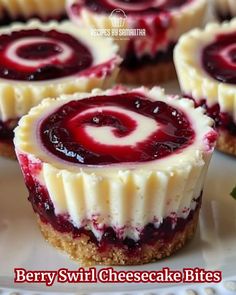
[216, 11, 233, 22]
[72, 0, 192, 14]
[0, 119, 17, 141]
[123, 42, 175, 70]
[202, 31, 236, 84]
[40, 93, 195, 165]
[22, 153, 201, 251]
[0, 29, 93, 81]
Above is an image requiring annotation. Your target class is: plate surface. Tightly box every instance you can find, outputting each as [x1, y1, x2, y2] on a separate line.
[0, 81, 236, 295]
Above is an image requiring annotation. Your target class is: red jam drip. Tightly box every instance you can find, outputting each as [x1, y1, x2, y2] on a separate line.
[19, 154, 201, 252]
[40, 93, 195, 165]
[202, 31, 236, 84]
[0, 29, 93, 81]
[76, 0, 192, 14]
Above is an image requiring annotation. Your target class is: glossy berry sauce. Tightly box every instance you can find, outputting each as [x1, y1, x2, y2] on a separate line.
[0, 29, 93, 81]
[19, 154, 201, 252]
[75, 0, 192, 14]
[40, 93, 195, 165]
[202, 31, 236, 84]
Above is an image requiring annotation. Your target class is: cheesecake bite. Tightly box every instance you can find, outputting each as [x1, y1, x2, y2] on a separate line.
[0, 20, 121, 158]
[14, 87, 217, 265]
[174, 20, 236, 156]
[67, 0, 207, 85]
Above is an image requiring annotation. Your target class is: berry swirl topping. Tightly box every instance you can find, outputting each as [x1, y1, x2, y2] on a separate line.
[202, 31, 236, 84]
[73, 0, 192, 14]
[40, 92, 195, 165]
[0, 28, 93, 81]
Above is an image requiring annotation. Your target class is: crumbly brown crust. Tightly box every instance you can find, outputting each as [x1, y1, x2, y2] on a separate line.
[118, 61, 176, 85]
[0, 140, 16, 160]
[38, 206, 199, 266]
[217, 129, 236, 156]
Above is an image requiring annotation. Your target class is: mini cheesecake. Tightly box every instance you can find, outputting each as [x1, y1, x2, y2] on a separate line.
[66, 0, 207, 85]
[0, 20, 121, 159]
[174, 19, 236, 156]
[0, 0, 66, 24]
[14, 87, 217, 265]
[214, 0, 236, 21]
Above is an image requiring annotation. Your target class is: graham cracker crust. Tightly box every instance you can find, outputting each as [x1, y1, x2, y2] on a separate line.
[0, 140, 16, 160]
[217, 129, 236, 156]
[118, 61, 176, 85]
[38, 206, 199, 266]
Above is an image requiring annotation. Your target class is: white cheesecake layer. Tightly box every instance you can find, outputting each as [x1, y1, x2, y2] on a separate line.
[0, 0, 65, 19]
[14, 87, 216, 240]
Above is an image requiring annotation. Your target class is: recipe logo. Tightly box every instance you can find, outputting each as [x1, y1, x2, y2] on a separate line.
[14, 267, 222, 286]
[90, 9, 146, 40]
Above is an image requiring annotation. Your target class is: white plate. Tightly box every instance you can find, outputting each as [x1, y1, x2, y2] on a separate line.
[0, 81, 236, 295]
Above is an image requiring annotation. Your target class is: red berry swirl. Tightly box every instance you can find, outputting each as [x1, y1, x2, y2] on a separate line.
[0, 29, 93, 81]
[73, 0, 192, 14]
[202, 31, 236, 84]
[40, 93, 195, 165]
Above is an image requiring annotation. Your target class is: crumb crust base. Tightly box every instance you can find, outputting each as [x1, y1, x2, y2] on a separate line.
[118, 61, 176, 85]
[0, 140, 16, 159]
[38, 206, 199, 266]
[217, 129, 236, 156]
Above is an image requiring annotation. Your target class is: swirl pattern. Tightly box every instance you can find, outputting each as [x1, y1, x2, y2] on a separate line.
[202, 31, 236, 84]
[0, 29, 93, 81]
[40, 92, 195, 165]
